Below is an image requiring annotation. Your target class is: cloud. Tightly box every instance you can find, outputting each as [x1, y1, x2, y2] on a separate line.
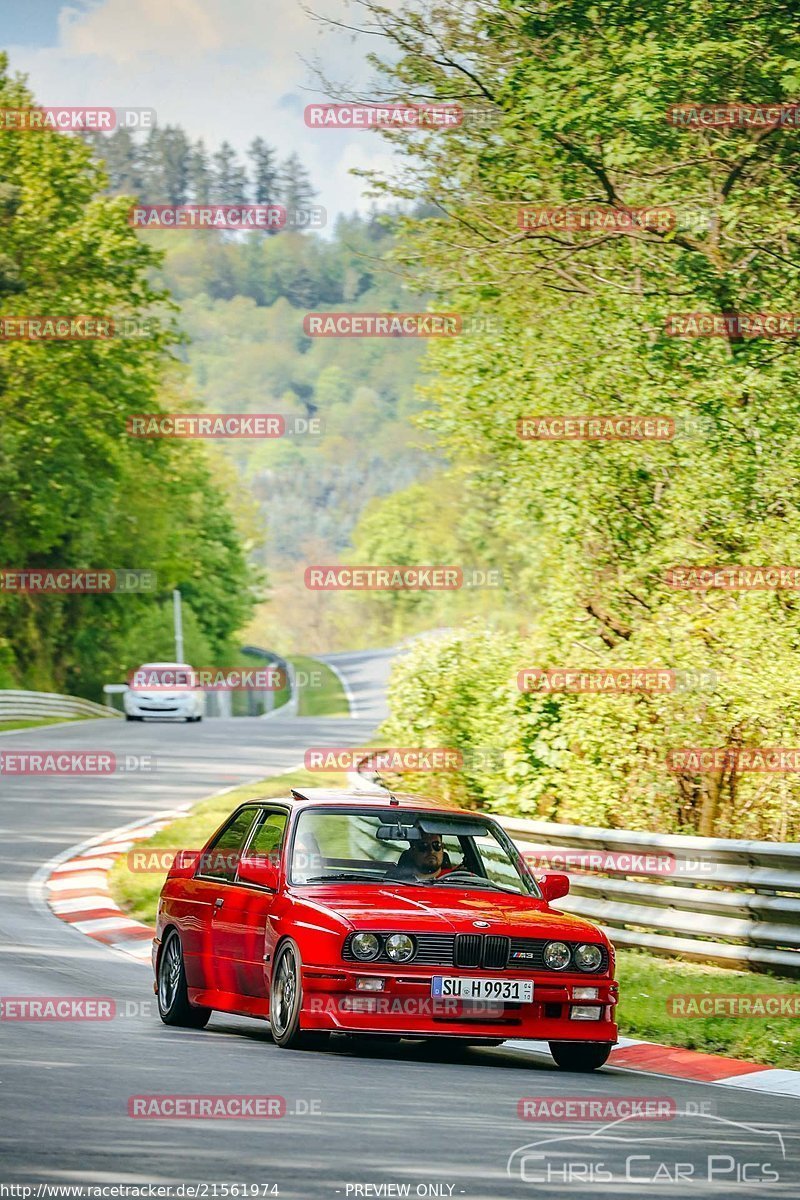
[4, 0, 403, 220]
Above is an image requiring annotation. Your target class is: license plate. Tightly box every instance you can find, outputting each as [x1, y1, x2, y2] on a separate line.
[431, 976, 534, 1003]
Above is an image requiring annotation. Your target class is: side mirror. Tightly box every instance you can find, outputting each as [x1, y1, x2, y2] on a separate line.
[237, 854, 279, 891]
[537, 872, 570, 902]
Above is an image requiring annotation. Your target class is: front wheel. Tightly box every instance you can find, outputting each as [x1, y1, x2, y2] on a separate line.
[157, 931, 211, 1028]
[269, 939, 329, 1050]
[549, 1040, 613, 1071]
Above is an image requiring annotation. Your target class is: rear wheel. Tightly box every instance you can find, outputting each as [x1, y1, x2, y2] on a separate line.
[270, 939, 329, 1050]
[157, 931, 211, 1028]
[548, 1040, 613, 1071]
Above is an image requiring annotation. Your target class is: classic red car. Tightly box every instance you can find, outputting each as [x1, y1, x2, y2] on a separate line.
[152, 788, 618, 1070]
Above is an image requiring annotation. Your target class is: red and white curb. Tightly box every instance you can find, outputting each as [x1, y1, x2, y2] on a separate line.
[35, 792, 800, 1099]
[507, 1039, 800, 1098]
[42, 808, 187, 963]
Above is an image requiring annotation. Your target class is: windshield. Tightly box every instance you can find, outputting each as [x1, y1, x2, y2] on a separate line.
[289, 807, 538, 896]
[133, 668, 194, 689]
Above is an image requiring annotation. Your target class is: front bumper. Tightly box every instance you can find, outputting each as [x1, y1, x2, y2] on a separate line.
[125, 694, 198, 718]
[300, 964, 618, 1042]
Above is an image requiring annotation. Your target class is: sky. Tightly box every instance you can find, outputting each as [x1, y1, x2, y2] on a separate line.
[0, 0, 401, 222]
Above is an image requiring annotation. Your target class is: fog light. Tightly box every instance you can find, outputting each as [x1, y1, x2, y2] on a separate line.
[570, 1005, 602, 1021]
[356, 977, 385, 991]
[573, 986, 599, 1001]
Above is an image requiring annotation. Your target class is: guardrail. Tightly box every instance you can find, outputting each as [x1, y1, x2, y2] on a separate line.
[500, 817, 800, 977]
[355, 755, 800, 977]
[0, 689, 120, 722]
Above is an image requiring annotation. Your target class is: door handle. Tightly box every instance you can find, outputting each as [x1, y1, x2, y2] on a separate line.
[214, 897, 225, 909]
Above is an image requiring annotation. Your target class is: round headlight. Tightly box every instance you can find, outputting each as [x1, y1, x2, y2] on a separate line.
[543, 940, 571, 971]
[574, 943, 603, 972]
[351, 932, 381, 961]
[384, 933, 415, 963]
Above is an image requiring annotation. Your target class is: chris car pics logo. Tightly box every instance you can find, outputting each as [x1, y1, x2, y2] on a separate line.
[506, 1112, 784, 1186]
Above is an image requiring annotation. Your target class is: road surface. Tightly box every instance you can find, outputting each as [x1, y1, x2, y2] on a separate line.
[1, 649, 798, 1197]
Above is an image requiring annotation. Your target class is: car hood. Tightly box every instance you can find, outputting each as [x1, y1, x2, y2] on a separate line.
[292, 883, 606, 942]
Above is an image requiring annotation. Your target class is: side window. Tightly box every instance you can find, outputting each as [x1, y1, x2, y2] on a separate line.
[246, 810, 288, 865]
[197, 808, 258, 882]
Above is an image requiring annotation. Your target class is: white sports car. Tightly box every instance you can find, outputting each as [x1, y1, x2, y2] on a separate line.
[124, 661, 205, 723]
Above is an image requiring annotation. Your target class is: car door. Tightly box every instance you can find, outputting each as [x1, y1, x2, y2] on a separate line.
[179, 806, 260, 991]
[209, 806, 289, 998]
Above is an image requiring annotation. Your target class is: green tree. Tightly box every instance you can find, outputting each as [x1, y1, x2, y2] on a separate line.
[0, 55, 259, 696]
[187, 138, 212, 203]
[213, 140, 248, 203]
[279, 152, 316, 216]
[345, 0, 800, 837]
[249, 137, 280, 206]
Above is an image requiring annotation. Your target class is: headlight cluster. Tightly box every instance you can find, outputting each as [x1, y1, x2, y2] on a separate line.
[544, 941, 604, 972]
[350, 932, 416, 963]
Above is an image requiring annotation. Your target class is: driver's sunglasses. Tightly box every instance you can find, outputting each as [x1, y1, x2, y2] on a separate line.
[415, 840, 443, 852]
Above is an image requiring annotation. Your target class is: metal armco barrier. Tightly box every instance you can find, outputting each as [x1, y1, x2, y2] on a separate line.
[0, 689, 119, 721]
[355, 755, 800, 976]
[499, 816, 800, 977]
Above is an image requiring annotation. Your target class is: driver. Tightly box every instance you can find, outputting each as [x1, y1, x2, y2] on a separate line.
[389, 834, 458, 881]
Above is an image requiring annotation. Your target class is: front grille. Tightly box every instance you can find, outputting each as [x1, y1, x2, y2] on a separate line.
[342, 932, 608, 972]
[508, 938, 609, 973]
[411, 934, 456, 964]
[342, 932, 454, 965]
[454, 934, 482, 967]
[453, 933, 510, 969]
[483, 935, 510, 969]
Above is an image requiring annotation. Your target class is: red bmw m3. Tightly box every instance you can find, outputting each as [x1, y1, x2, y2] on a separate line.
[152, 788, 618, 1070]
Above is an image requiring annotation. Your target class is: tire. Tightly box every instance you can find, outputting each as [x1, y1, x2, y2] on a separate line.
[157, 931, 211, 1029]
[548, 1040, 613, 1071]
[269, 939, 329, 1050]
[125, 715, 142, 722]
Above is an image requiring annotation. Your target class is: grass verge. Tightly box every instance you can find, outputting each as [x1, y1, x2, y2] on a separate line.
[616, 948, 800, 1067]
[108, 768, 344, 925]
[0, 715, 94, 731]
[108, 770, 800, 1068]
[288, 655, 350, 717]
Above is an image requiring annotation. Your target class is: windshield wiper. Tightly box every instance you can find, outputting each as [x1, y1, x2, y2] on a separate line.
[302, 872, 384, 883]
[435, 873, 523, 895]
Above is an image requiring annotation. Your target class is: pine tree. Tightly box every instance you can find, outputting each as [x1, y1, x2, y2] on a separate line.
[187, 139, 212, 203]
[212, 141, 248, 203]
[279, 152, 316, 224]
[248, 137, 279, 204]
[158, 126, 191, 204]
[99, 128, 145, 196]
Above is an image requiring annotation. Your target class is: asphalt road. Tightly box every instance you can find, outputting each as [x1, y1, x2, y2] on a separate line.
[1, 647, 799, 1198]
